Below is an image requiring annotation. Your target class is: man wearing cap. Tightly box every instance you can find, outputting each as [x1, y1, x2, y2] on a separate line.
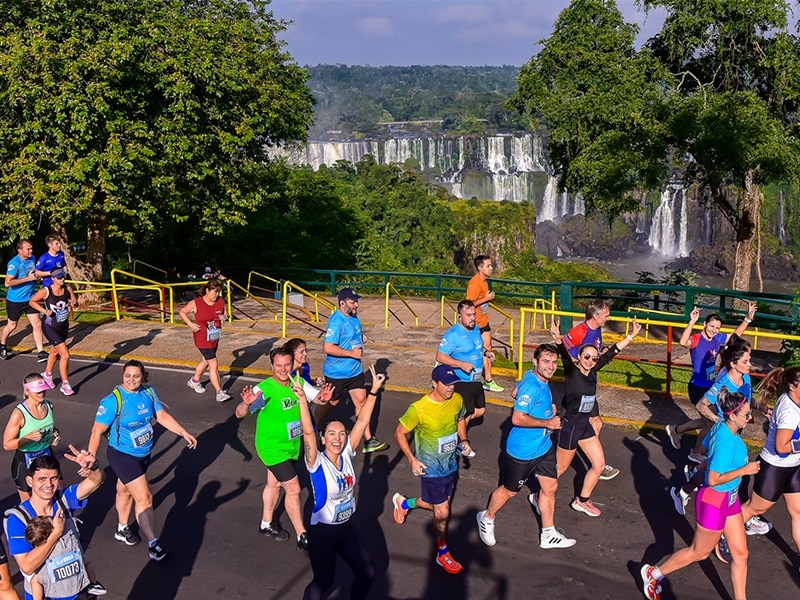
[1, 240, 46, 362]
[322, 287, 388, 453]
[436, 299, 488, 432]
[476, 343, 576, 550]
[391, 365, 472, 574]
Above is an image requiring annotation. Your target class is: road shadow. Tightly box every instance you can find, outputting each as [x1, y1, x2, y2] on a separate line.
[226, 337, 279, 386]
[69, 328, 163, 389]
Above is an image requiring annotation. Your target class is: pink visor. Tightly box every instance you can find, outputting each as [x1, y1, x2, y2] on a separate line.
[24, 379, 54, 393]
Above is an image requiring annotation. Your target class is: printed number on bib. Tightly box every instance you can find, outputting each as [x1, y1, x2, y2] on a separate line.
[333, 498, 355, 523]
[469, 370, 482, 382]
[55, 308, 70, 323]
[46, 550, 83, 583]
[24, 448, 52, 468]
[287, 420, 302, 440]
[728, 489, 739, 507]
[206, 326, 221, 342]
[438, 433, 458, 454]
[705, 365, 716, 381]
[129, 424, 154, 448]
[578, 395, 596, 413]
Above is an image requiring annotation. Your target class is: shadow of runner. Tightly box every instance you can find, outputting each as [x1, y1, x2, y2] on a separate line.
[226, 338, 279, 386]
[69, 329, 163, 389]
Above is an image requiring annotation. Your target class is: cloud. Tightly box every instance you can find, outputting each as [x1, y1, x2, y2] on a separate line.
[355, 16, 392, 36]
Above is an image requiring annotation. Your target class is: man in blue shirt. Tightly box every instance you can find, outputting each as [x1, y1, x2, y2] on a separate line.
[1, 240, 46, 362]
[476, 343, 576, 550]
[323, 287, 388, 453]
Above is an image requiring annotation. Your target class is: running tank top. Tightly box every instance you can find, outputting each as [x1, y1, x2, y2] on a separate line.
[16, 401, 55, 453]
[42, 285, 70, 329]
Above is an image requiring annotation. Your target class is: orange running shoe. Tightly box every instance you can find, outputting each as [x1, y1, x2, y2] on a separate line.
[435, 551, 463, 574]
[392, 493, 409, 525]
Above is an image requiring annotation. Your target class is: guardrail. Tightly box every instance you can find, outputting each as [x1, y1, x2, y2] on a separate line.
[246, 271, 281, 298]
[385, 281, 419, 328]
[110, 269, 169, 322]
[280, 280, 335, 338]
[132, 260, 166, 278]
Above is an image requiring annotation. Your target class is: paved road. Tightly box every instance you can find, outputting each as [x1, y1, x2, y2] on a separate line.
[0, 354, 797, 600]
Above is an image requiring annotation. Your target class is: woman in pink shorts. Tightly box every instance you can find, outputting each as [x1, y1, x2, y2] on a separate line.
[640, 387, 760, 600]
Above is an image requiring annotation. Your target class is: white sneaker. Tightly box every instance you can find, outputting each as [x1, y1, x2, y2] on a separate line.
[476, 510, 496, 546]
[745, 515, 773, 535]
[540, 529, 576, 549]
[187, 378, 205, 393]
[215, 390, 232, 403]
[599, 464, 620, 480]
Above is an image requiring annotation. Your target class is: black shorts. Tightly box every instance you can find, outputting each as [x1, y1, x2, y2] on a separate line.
[557, 416, 596, 451]
[753, 457, 800, 502]
[454, 381, 485, 415]
[42, 323, 69, 346]
[479, 324, 491, 334]
[107, 446, 152, 485]
[420, 472, 457, 505]
[6, 300, 37, 322]
[11, 448, 54, 492]
[325, 373, 366, 402]
[688, 382, 712, 405]
[198, 346, 218, 360]
[500, 446, 558, 492]
[267, 459, 298, 483]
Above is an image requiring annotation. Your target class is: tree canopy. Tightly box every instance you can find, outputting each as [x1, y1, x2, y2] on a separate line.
[0, 0, 314, 281]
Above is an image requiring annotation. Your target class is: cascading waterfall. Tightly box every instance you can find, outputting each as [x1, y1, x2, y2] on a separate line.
[538, 176, 559, 223]
[649, 186, 689, 258]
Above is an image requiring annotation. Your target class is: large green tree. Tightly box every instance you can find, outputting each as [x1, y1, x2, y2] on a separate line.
[0, 0, 313, 282]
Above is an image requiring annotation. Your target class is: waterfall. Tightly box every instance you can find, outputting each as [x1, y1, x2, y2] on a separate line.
[538, 176, 559, 223]
[648, 186, 689, 257]
[779, 190, 786, 244]
[677, 186, 689, 257]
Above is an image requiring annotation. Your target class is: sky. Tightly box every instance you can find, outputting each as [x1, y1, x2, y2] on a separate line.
[268, 0, 667, 67]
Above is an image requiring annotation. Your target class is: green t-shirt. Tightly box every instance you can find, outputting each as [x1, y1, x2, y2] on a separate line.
[251, 378, 302, 467]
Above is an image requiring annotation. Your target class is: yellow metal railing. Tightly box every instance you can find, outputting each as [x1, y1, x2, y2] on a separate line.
[440, 296, 458, 327]
[281, 281, 335, 338]
[247, 271, 281, 296]
[488, 301, 515, 362]
[384, 282, 419, 328]
[226, 278, 280, 321]
[132, 260, 166, 278]
[110, 269, 169, 322]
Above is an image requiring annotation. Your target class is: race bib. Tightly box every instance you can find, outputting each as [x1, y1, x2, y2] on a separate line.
[287, 420, 302, 440]
[206, 326, 221, 342]
[469, 370, 482, 382]
[438, 432, 457, 454]
[333, 498, 355, 523]
[578, 395, 596, 413]
[705, 365, 716, 381]
[46, 549, 83, 583]
[54, 308, 69, 323]
[728, 489, 739, 507]
[129, 424, 154, 448]
[24, 448, 52, 468]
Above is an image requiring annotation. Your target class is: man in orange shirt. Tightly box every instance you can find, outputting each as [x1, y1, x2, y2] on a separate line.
[466, 255, 503, 393]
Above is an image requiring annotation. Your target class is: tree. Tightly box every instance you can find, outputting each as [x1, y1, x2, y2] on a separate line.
[0, 0, 314, 285]
[512, 0, 800, 291]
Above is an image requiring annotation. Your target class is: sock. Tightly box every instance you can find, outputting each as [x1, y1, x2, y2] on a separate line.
[261, 520, 271, 529]
[148, 538, 158, 547]
[482, 512, 494, 523]
[45, 371, 52, 377]
[652, 566, 664, 581]
[541, 526, 555, 536]
[437, 540, 448, 555]
[579, 495, 589, 503]
[191, 377, 199, 383]
[118, 524, 128, 532]
[402, 498, 416, 510]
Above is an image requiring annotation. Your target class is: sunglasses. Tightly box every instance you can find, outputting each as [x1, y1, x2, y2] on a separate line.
[581, 354, 599, 362]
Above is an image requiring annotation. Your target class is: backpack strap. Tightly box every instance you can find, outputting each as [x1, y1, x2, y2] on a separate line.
[4, 505, 32, 526]
[111, 386, 124, 446]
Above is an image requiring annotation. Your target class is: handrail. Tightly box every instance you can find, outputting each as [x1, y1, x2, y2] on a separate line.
[225, 278, 280, 321]
[384, 281, 419, 328]
[440, 296, 458, 327]
[488, 301, 515, 362]
[110, 269, 169, 322]
[281, 281, 336, 338]
[132, 260, 167, 277]
[247, 271, 281, 297]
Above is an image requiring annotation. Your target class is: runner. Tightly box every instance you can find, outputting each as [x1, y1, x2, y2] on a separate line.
[465, 254, 503, 392]
[29, 269, 75, 396]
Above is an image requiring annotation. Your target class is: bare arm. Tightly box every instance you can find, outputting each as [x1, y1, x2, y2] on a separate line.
[3, 408, 41, 451]
[236, 386, 261, 419]
[5, 269, 35, 289]
[156, 410, 197, 449]
[323, 342, 362, 359]
[394, 422, 427, 476]
[28, 288, 49, 317]
[435, 350, 475, 375]
[615, 316, 642, 352]
[511, 409, 561, 430]
[730, 301, 757, 339]
[13, 512, 65, 574]
[707, 461, 760, 486]
[178, 299, 199, 332]
[679, 306, 701, 349]
[349, 366, 385, 448]
[296, 378, 319, 468]
[697, 396, 722, 423]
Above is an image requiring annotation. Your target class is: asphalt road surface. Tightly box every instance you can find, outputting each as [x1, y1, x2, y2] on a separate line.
[0, 354, 797, 600]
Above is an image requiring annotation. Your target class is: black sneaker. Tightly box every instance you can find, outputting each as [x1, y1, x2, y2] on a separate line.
[37, 350, 48, 362]
[148, 540, 168, 562]
[114, 525, 141, 546]
[87, 581, 107, 596]
[363, 437, 389, 453]
[297, 532, 309, 553]
[0, 345, 7, 361]
[259, 522, 289, 541]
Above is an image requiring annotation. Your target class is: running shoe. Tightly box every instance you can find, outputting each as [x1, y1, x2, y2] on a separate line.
[683, 464, 694, 483]
[435, 551, 463, 574]
[745, 515, 773, 535]
[41, 372, 55, 389]
[37, 350, 48, 363]
[259, 522, 290, 541]
[0, 345, 7, 361]
[527, 492, 541, 516]
[60, 381, 75, 396]
[87, 581, 107, 596]
[215, 390, 232, 403]
[148, 541, 169, 562]
[571, 497, 601, 517]
[187, 378, 205, 393]
[640, 564, 662, 600]
[114, 525, 141, 546]
[540, 529, 576, 549]
[476, 510, 496, 546]
[688, 449, 704, 463]
[599, 465, 620, 480]
[665, 424, 681, 450]
[296, 532, 309, 553]
[482, 380, 504, 392]
[670, 486, 689, 516]
[363, 437, 389, 453]
[392, 493, 409, 524]
[715, 535, 732, 563]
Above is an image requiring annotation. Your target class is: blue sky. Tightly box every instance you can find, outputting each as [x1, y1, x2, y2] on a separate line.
[269, 0, 666, 67]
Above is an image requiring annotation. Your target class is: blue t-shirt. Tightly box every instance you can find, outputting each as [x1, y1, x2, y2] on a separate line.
[506, 371, 555, 460]
[703, 371, 752, 417]
[5, 255, 36, 302]
[563, 321, 603, 359]
[36, 251, 67, 288]
[688, 332, 727, 388]
[323, 310, 364, 379]
[437, 323, 483, 382]
[704, 421, 748, 493]
[95, 386, 163, 457]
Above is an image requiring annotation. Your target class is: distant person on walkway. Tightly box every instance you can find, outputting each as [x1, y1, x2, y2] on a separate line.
[3, 373, 61, 502]
[180, 279, 231, 402]
[436, 299, 489, 432]
[299, 365, 385, 600]
[392, 365, 473, 574]
[87, 360, 197, 562]
[476, 343, 576, 550]
[665, 303, 757, 459]
[466, 255, 503, 392]
[562, 298, 619, 481]
[29, 269, 76, 396]
[322, 287, 388, 454]
[640, 388, 758, 600]
[34, 236, 73, 293]
[236, 347, 333, 553]
[1, 240, 46, 363]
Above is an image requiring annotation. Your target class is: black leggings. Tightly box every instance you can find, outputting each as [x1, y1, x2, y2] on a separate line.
[302, 519, 374, 600]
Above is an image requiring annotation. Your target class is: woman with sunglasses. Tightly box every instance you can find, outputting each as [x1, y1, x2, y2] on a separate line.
[641, 388, 759, 600]
[2, 373, 61, 501]
[29, 268, 75, 395]
[548, 315, 641, 517]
